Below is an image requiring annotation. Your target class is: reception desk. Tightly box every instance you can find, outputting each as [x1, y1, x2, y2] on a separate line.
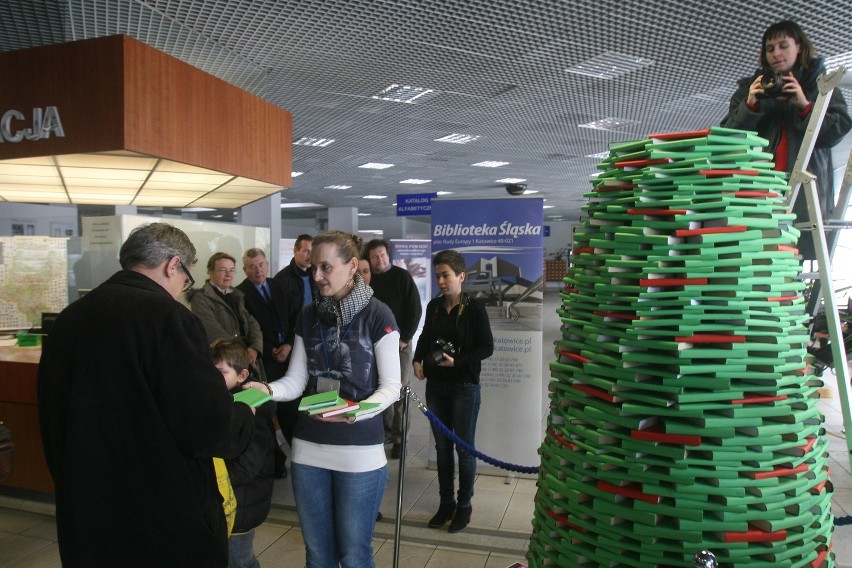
[0, 345, 54, 493]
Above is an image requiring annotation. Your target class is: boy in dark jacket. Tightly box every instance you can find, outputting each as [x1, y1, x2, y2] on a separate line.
[212, 338, 277, 568]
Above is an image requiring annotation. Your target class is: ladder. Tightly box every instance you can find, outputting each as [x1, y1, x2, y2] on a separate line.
[785, 66, 852, 471]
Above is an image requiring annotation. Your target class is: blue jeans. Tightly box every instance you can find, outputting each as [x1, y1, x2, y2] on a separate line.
[425, 381, 481, 508]
[291, 462, 388, 568]
[228, 529, 259, 568]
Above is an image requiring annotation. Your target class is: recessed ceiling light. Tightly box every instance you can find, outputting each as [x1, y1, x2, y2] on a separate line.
[496, 178, 526, 183]
[372, 84, 433, 103]
[400, 179, 431, 184]
[324, 185, 351, 190]
[280, 202, 324, 209]
[294, 137, 335, 147]
[291, 171, 304, 177]
[543, 205, 555, 209]
[437, 191, 453, 196]
[586, 151, 609, 159]
[362, 195, 387, 199]
[578, 118, 639, 131]
[523, 190, 540, 194]
[435, 133, 481, 144]
[358, 213, 371, 217]
[211, 214, 223, 218]
[472, 161, 509, 168]
[180, 207, 216, 212]
[565, 52, 654, 80]
[359, 163, 394, 169]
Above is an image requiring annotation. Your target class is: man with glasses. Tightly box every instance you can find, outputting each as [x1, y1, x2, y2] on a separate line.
[37, 222, 254, 566]
[237, 248, 299, 478]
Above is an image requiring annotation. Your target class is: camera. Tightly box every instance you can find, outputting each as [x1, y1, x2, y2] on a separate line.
[429, 339, 458, 365]
[758, 71, 785, 98]
[505, 183, 527, 195]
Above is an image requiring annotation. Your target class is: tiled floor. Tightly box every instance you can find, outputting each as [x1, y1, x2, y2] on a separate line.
[2, 288, 852, 567]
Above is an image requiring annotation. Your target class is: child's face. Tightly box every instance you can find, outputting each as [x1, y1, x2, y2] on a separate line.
[215, 361, 249, 390]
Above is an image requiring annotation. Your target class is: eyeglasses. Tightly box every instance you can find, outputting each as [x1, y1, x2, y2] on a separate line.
[214, 268, 237, 275]
[178, 259, 196, 292]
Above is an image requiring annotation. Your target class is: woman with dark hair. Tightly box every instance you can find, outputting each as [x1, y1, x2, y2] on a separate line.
[244, 230, 401, 568]
[721, 20, 852, 257]
[413, 249, 494, 533]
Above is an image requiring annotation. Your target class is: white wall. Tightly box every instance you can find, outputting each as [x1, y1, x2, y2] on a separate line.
[0, 203, 78, 237]
[543, 219, 575, 260]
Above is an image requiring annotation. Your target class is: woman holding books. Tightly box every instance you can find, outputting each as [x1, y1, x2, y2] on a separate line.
[720, 19, 851, 258]
[244, 230, 400, 568]
[413, 249, 494, 534]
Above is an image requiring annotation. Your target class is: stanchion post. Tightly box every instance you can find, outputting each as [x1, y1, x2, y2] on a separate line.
[392, 386, 411, 568]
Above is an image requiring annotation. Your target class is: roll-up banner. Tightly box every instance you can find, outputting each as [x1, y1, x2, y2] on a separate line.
[429, 198, 544, 475]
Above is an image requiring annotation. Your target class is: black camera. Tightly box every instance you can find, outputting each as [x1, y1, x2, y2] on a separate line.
[429, 339, 458, 365]
[758, 71, 785, 98]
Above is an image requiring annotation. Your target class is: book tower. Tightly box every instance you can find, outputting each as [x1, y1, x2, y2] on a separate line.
[527, 127, 835, 567]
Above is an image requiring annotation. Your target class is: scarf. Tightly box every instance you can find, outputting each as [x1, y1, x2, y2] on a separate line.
[315, 273, 373, 327]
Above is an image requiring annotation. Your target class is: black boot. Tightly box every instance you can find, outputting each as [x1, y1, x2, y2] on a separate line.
[448, 505, 472, 533]
[428, 502, 456, 528]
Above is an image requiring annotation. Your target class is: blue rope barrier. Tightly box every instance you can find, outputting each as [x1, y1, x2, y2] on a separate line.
[837, 515, 852, 526]
[420, 406, 539, 475]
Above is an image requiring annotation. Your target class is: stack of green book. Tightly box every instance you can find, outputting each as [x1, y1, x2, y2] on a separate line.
[527, 127, 835, 568]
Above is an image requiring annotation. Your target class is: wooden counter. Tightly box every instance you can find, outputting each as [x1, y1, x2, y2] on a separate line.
[0, 346, 54, 493]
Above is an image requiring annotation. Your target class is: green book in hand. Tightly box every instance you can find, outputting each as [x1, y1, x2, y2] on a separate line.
[298, 390, 341, 411]
[234, 388, 272, 408]
[340, 401, 382, 418]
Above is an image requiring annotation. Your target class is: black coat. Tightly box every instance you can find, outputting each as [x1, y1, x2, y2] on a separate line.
[413, 294, 494, 384]
[226, 398, 276, 533]
[236, 277, 298, 380]
[273, 257, 318, 314]
[38, 270, 254, 567]
[721, 57, 852, 257]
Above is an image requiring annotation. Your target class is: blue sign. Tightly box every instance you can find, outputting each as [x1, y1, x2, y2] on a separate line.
[396, 192, 437, 216]
[544, 225, 551, 237]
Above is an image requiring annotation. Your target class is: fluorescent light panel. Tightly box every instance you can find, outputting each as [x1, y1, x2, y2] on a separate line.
[293, 137, 335, 147]
[359, 163, 394, 169]
[435, 133, 480, 144]
[372, 84, 433, 103]
[472, 161, 509, 168]
[496, 178, 526, 183]
[578, 117, 640, 131]
[0, 151, 282, 207]
[400, 179, 431, 184]
[324, 185, 351, 190]
[362, 195, 386, 199]
[565, 52, 654, 80]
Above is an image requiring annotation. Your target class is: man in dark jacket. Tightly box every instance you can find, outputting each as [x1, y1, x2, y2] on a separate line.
[366, 239, 423, 458]
[238, 247, 299, 478]
[38, 222, 254, 568]
[271, 234, 318, 474]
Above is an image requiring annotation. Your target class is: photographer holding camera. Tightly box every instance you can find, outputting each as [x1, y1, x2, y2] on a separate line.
[413, 249, 494, 534]
[721, 20, 851, 258]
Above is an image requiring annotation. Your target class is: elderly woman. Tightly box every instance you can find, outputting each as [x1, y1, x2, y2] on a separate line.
[190, 251, 265, 378]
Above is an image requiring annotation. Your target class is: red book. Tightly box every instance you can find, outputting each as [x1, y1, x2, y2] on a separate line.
[319, 399, 360, 417]
[722, 525, 787, 543]
[631, 425, 701, 446]
[597, 481, 660, 504]
[648, 129, 711, 140]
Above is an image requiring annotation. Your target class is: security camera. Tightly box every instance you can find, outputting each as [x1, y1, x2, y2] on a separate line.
[505, 183, 527, 195]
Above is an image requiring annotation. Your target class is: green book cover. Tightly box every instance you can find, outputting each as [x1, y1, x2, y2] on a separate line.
[234, 388, 273, 408]
[298, 390, 342, 411]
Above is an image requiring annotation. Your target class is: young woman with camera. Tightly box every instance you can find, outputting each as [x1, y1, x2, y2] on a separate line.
[720, 20, 851, 258]
[413, 249, 494, 533]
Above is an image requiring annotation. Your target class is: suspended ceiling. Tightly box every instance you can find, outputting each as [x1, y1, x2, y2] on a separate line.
[1, 0, 851, 223]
